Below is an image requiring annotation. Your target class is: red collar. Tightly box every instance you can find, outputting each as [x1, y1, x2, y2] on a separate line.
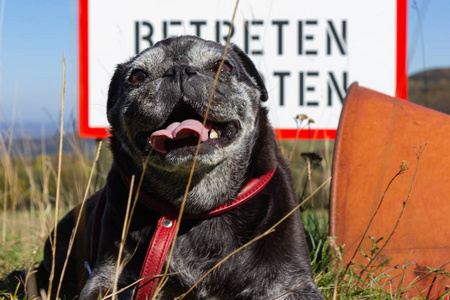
[123, 165, 277, 219]
[120, 165, 276, 300]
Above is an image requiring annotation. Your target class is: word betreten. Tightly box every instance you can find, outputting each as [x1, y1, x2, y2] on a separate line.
[134, 19, 347, 57]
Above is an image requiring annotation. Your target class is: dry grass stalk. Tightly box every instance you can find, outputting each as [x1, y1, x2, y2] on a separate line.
[341, 165, 407, 279]
[153, 1, 240, 299]
[124, 152, 152, 238]
[288, 115, 312, 163]
[1, 131, 9, 244]
[361, 143, 428, 279]
[110, 152, 151, 298]
[112, 174, 135, 299]
[271, 277, 322, 300]
[38, 130, 52, 238]
[55, 141, 103, 300]
[100, 272, 179, 300]
[47, 51, 66, 300]
[175, 178, 331, 300]
[9, 84, 18, 217]
[0, 109, 18, 243]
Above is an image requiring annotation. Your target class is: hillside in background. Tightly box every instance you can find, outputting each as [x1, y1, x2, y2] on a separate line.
[0, 120, 99, 157]
[7, 133, 98, 158]
[408, 68, 450, 114]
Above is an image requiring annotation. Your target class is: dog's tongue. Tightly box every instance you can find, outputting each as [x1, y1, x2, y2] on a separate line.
[150, 119, 211, 153]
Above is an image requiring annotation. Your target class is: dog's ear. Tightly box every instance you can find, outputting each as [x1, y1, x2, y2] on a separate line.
[107, 63, 127, 114]
[230, 44, 268, 102]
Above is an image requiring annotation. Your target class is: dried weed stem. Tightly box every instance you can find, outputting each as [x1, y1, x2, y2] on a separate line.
[55, 141, 103, 299]
[47, 52, 66, 299]
[112, 152, 152, 298]
[342, 166, 407, 279]
[361, 143, 427, 278]
[176, 178, 331, 300]
[153, 1, 240, 299]
[112, 175, 135, 299]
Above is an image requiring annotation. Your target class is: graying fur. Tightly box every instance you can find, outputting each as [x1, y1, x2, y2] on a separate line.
[107, 36, 263, 214]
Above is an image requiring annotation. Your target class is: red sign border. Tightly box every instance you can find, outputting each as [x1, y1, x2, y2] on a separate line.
[78, 0, 407, 139]
[79, 0, 109, 138]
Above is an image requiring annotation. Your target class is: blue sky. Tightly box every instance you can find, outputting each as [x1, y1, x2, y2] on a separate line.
[0, 0, 449, 127]
[0, 0, 78, 127]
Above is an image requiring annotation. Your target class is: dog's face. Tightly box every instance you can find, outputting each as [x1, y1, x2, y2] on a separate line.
[107, 36, 268, 172]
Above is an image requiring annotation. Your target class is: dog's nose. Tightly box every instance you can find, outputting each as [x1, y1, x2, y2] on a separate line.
[163, 65, 197, 78]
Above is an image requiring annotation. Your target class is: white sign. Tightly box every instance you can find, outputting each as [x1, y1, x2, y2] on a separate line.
[79, 0, 407, 139]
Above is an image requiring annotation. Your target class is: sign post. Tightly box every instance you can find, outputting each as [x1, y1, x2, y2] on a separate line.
[79, 0, 407, 139]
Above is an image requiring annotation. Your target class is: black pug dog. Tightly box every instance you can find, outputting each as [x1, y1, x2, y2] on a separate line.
[6, 36, 323, 299]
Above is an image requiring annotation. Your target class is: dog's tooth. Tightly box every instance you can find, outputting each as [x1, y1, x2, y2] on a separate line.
[145, 137, 152, 152]
[209, 128, 219, 139]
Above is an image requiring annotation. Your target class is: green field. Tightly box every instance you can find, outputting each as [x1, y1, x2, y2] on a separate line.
[1, 129, 447, 299]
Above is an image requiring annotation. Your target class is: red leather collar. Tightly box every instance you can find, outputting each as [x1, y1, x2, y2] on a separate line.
[119, 165, 276, 300]
[124, 165, 277, 219]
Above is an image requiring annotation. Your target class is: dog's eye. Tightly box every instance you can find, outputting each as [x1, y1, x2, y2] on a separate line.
[130, 70, 148, 83]
[212, 60, 232, 74]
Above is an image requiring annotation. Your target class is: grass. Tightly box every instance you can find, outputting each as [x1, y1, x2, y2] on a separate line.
[3, 132, 449, 300]
[0, 122, 110, 289]
[1, 113, 450, 299]
[0, 211, 44, 272]
[1, 80, 449, 300]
